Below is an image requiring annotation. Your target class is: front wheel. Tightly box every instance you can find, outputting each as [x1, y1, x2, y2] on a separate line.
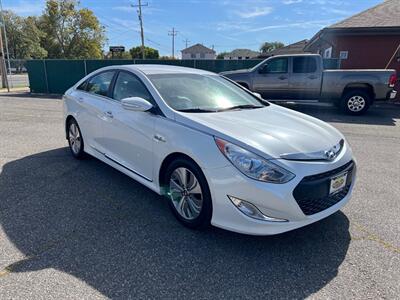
[164, 158, 212, 229]
[340, 90, 371, 115]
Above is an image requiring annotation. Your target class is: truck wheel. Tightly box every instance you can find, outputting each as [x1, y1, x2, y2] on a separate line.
[340, 90, 371, 115]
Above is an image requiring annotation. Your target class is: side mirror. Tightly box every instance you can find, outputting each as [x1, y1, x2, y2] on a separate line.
[252, 92, 262, 99]
[258, 65, 268, 74]
[121, 97, 153, 112]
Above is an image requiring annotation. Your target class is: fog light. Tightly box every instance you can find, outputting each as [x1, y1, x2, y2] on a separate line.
[228, 195, 287, 222]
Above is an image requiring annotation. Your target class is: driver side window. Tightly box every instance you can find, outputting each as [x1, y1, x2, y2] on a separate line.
[113, 71, 153, 102]
[260, 58, 288, 74]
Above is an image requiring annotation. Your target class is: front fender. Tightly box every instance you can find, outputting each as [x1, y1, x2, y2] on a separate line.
[152, 116, 230, 187]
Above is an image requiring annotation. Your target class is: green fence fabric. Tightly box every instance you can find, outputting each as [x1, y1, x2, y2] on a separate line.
[26, 59, 263, 94]
[26, 60, 48, 93]
[26, 58, 339, 94]
[46, 60, 86, 94]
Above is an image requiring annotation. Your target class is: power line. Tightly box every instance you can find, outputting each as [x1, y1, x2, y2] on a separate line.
[131, 0, 148, 59]
[146, 38, 170, 52]
[168, 27, 178, 58]
[183, 38, 190, 49]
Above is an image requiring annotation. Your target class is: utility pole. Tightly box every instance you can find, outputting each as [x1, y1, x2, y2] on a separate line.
[131, 0, 148, 59]
[0, 0, 10, 88]
[183, 38, 190, 49]
[0, 23, 9, 91]
[168, 27, 178, 59]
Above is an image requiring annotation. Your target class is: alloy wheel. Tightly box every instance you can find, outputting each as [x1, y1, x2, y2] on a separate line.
[69, 123, 82, 155]
[347, 95, 366, 112]
[169, 167, 203, 220]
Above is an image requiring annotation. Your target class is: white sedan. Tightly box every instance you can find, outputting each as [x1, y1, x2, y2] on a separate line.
[63, 65, 356, 235]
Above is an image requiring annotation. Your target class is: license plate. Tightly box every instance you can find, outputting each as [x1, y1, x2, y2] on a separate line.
[329, 172, 348, 195]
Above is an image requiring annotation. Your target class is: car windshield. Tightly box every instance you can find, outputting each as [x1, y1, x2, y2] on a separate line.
[148, 73, 267, 112]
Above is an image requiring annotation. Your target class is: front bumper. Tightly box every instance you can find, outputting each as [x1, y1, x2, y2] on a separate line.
[204, 144, 356, 235]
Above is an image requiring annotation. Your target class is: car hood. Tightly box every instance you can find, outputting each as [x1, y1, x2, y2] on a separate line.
[174, 104, 344, 159]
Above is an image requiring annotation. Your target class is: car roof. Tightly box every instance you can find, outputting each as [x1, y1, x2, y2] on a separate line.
[115, 64, 216, 75]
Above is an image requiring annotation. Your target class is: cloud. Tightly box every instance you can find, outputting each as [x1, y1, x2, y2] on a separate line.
[322, 7, 351, 16]
[215, 21, 251, 31]
[112, 5, 163, 15]
[282, 0, 303, 4]
[113, 6, 135, 12]
[236, 7, 273, 18]
[3, 0, 44, 16]
[110, 18, 138, 29]
[243, 19, 337, 33]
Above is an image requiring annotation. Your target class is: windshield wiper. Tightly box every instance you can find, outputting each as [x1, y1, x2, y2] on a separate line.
[176, 108, 218, 113]
[217, 104, 264, 112]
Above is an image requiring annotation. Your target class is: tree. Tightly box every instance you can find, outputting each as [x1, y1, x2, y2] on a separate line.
[2, 11, 47, 59]
[38, 0, 105, 58]
[129, 46, 159, 59]
[216, 51, 229, 59]
[260, 41, 285, 53]
[159, 55, 175, 60]
[105, 51, 131, 59]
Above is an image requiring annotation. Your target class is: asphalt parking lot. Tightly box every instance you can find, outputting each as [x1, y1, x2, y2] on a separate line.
[0, 94, 399, 299]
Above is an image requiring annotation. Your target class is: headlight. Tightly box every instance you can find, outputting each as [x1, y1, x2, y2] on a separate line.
[215, 137, 295, 183]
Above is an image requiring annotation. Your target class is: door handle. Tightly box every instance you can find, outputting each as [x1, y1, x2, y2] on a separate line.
[278, 76, 287, 80]
[77, 97, 84, 103]
[308, 75, 317, 79]
[104, 111, 113, 118]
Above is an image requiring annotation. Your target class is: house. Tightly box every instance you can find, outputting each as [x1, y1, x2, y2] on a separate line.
[224, 49, 260, 60]
[181, 43, 216, 59]
[259, 40, 309, 58]
[304, 0, 400, 77]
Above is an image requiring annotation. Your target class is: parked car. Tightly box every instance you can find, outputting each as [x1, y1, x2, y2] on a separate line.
[63, 65, 356, 235]
[221, 54, 397, 115]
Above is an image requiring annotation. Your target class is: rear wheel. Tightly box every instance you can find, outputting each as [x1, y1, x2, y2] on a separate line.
[67, 119, 85, 159]
[164, 158, 212, 229]
[340, 89, 371, 115]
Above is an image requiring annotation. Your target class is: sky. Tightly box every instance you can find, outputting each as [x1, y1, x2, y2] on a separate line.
[3, 0, 382, 57]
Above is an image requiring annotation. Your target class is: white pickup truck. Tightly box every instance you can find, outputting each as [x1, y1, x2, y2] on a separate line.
[221, 54, 397, 115]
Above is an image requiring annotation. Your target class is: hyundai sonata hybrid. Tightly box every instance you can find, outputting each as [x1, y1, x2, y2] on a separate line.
[63, 65, 356, 235]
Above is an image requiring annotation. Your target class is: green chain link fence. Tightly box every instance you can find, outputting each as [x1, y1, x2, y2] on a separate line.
[26, 59, 263, 94]
[26, 58, 341, 94]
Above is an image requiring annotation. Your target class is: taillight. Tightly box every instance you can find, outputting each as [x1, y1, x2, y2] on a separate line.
[389, 73, 397, 87]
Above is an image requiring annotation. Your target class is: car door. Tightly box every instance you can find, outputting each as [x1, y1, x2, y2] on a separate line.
[288, 56, 322, 100]
[252, 57, 289, 99]
[99, 70, 156, 181]
[71, 71, 115, 153]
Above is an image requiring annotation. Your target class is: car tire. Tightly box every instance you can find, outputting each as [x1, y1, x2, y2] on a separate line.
[340, 89, 371, 115]
[164, 158, 212, 229]
[67, 118, 85, 159]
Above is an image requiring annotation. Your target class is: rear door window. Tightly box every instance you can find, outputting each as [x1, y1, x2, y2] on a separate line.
[86, 71, 115, 97]
[293, 57, 317, 73]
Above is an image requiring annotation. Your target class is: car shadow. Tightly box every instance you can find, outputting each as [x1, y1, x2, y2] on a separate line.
[0, 92, 62, 99]
[0, 148, 350, 299]
[278, 102, 400, 126]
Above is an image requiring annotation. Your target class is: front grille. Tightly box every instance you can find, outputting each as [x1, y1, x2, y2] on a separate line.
[301, 160, 353, 182]
[293, 161, 354, 216]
